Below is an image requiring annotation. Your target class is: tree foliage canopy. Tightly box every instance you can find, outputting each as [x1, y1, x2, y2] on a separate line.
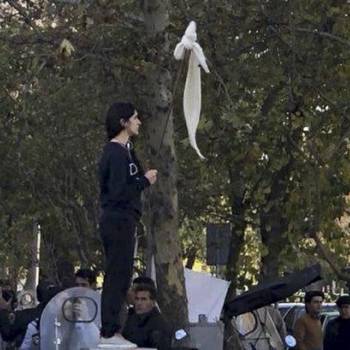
[1, 0, 350, 294]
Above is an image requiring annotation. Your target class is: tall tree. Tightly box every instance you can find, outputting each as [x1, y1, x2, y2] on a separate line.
[141, 0, 188, 330]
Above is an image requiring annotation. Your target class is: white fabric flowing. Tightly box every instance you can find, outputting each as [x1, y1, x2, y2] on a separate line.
[174, 21, 209, 160]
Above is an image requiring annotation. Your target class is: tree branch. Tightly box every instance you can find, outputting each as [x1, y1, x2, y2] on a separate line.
[295, 27, 350, 48]
[5, 0, 40, 33]
[311, 231, 350, 282]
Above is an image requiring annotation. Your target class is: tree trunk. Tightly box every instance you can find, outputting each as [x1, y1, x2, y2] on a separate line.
[24, 220, 40, 291]
[223, 170, 246, 350]
[260, 212, 288, 281]
[259, 165, 290, 281]
[225, 168, 246, 301]
[141, 0, 188, 331]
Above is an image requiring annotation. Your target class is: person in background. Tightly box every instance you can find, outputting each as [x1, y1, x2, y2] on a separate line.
[123, 284, 171, 350]
[126, 276, 156, 312]
[324, 295, 350, 350]
[294, 290, 324, 350]
[19, 280, 60, 350]
[75, 269, 97, 290]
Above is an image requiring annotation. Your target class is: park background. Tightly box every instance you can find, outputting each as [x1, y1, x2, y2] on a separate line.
[1, 0, 350, 334]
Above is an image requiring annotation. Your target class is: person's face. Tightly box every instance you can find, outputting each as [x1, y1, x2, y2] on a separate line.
[124, 111, 141, 136]
[134, 291, 155, 315]
[307, 296, 323, 315]
[340, 304, 350, 319]
[75, 277, 91, 289]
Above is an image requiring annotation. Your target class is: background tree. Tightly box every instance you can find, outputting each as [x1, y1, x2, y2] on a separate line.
[0, 0, 350, 333]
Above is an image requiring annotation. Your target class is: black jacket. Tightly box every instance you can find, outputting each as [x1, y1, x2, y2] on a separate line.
[122, 307, 172, 350]
[0, 307, 41, 345]
[98, 142, 149, 218]
[324, 316, 350, 350]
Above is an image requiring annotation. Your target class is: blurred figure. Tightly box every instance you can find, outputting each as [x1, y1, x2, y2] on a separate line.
[324, 295, 350, 350]
[0, 280, 17, 312]
[294, 291, 324, 350]
[0, 280, 27, 348]
[0, 280, 16, 350]
[19, 280, 60, 350]
[75, 269, 97, 290]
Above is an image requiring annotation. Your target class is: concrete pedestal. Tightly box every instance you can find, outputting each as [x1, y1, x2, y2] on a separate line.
[91, 348, 156, 350]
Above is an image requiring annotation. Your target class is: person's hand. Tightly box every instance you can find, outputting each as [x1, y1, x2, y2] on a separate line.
[73, 299, 89, 321]
[0, 287, 12, 311]
[145, 169, 158, 185]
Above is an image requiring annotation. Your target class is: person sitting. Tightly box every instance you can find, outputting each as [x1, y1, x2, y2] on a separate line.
[126, 276, 157, 315]
[122, 284, 171, 350]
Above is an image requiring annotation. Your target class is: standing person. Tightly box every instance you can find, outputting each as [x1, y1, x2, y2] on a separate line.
[98, 102, 157, 347]
[294, 291, 324, 350]
[324, 295, 350, 350]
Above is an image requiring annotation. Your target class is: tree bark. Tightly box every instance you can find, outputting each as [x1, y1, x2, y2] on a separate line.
[259, 165, 290, 281]
[24, 220, 40, 291]
[260, 211, 288, 280]
[141, 0, 188, 331]
[225, 169, 246, 301]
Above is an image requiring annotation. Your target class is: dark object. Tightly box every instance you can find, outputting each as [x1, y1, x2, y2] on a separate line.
[100, 211, 136, 336]
[122, 307, 171, 350]
[99, 142, 148, 215]
[133, 276, 156, 289]
[225, 264, 322, 317]
[2, 289, 15, 302]
[2, 289, 17, 310]
[323, 317, 350, 350]
[336, 295, 350, 308]
[206, 224, 231, 265]
[324, 316, 350, 350]
[36, 280, 58, 303]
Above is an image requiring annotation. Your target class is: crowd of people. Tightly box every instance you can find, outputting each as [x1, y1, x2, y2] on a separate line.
[0, 271, 171, 350]
[2, 103, 350, 350]
[294, 290, 350, 350]
[0, 102, 165, 350]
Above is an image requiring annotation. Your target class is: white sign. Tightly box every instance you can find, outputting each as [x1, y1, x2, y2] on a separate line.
[184, 268, 230, 323]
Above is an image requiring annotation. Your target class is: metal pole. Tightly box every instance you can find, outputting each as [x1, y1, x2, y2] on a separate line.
[35, 224, 41, 287]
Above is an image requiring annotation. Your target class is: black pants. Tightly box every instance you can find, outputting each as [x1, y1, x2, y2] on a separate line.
[100, 210, 136, 337]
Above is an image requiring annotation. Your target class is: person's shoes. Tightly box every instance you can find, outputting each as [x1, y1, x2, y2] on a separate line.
[97, 333, 137, 349]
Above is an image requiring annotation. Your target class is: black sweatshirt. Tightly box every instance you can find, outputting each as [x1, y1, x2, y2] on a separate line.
[324, 316, 350, 350]
[98, 142, 150, 218]
[122, 307, 172, 350]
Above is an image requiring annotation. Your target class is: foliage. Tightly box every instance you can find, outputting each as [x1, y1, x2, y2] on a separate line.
[0, 0, 350, 293]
